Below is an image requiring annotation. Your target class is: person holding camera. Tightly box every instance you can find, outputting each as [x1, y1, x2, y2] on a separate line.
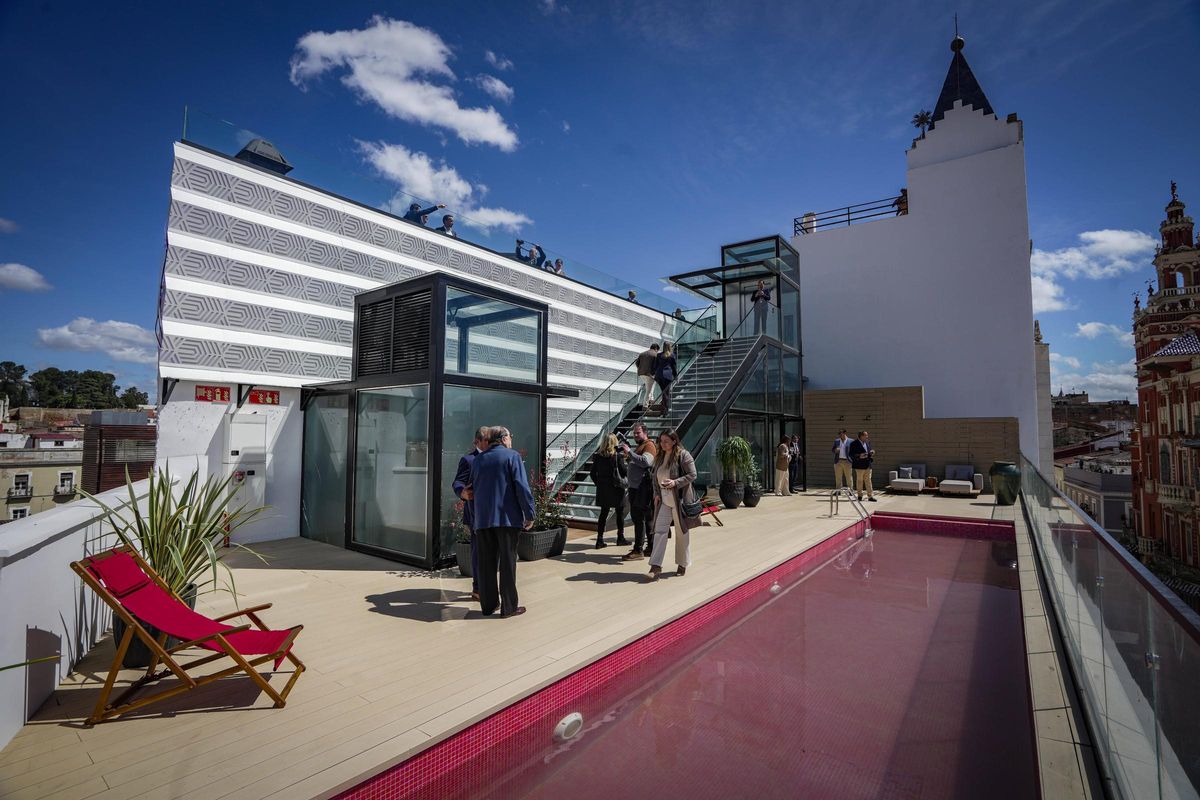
[621, 423, 658, 561]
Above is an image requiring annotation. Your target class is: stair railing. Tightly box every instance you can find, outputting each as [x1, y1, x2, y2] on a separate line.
[547, 304, 719, 493]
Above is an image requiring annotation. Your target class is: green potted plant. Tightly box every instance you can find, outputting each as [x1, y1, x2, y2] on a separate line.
[716, 436, 753, 509]
[449, 499, 473, 577]
[83, 467, 266, 668]
[519, 459, 569, 561]
[743, 460, 763, 508]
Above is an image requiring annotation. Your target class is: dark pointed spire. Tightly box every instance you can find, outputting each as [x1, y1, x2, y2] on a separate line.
[928, 35, 994, 131]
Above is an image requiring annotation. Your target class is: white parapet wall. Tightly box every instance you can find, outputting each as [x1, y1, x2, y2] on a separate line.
[0, 479, 151, 751]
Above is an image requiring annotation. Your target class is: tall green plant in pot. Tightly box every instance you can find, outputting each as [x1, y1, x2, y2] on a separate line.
[716, 436, 753, 509]
[83, 467, 267, 667]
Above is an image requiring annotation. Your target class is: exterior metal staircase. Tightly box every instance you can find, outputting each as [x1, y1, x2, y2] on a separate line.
[555, 331, 767, 526]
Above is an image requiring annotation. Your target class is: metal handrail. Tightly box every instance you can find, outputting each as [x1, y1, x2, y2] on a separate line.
[828, 487, 873, 534]
[794, 196, 903, 235]
[547, 304, 719, 492]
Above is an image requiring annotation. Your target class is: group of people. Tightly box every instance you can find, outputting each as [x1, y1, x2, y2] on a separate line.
[831, 428, 877, 501]
[514, 239, 565, 274]
[403, 202, 457, 238]
[588, 424, 698, 580]
[774, 434, 803, 496]
[452, 425, 536, 619]
[635, 342, 679, 414]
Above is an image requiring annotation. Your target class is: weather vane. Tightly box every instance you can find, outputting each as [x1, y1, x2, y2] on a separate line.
[1171, 180, 1178, 201]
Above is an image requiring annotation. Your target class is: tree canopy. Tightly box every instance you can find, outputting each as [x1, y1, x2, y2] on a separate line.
[1, 362, 151, 409]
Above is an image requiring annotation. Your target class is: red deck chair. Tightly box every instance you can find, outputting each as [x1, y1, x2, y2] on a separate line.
[71, 546, 305, 725]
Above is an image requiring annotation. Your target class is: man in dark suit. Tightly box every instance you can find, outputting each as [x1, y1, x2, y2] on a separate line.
[847, 430, 877, 502]
[452, 426, 490, 602]
[469, 426, 535, 618]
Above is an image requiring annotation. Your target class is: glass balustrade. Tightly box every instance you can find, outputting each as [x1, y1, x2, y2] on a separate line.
[1019, 455, 1200, 800]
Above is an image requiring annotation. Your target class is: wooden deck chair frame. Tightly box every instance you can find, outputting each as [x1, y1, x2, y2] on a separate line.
[71, 545, 305, 725]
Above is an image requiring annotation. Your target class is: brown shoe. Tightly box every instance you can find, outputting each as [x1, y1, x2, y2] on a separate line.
[645, 565, 662, 582]
[676, 566, 687, 576]
[470, 591, 481, 602]
[500, 606, 527, 619]
[622, 549, 644, 561]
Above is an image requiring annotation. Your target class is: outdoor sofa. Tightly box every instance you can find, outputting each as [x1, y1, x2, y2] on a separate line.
[888, 464, 926, 494]
[939, 464, 984, 496]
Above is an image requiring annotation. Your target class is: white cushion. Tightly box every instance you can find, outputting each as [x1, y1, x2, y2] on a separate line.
[890, 478, 924, 493]
[939, 479, 974, 495]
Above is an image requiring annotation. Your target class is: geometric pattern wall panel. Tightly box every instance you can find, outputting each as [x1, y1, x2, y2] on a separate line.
[172, 153, 666, 331]
[160, 289, 352, 345]
[546, 356, 642, 387]
[160, 335, 349, 381]
[163, 246, 360, 308]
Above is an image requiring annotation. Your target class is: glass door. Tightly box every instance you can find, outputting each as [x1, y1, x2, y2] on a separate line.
[301, 393, 349, 547]
[353, 385, 430, 561]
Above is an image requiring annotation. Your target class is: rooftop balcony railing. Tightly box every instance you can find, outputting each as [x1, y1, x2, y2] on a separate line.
[1020, 455, 1200, 800]
[1157, 483, 1194, 505]
[793, 195, 904, 236]
[6, 487, 32, 500]
[181, 108, 696, 316]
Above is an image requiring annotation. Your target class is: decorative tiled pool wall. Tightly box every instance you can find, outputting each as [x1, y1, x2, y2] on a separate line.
[334, 518, 870, 800]
[871, 511, 1015, 541]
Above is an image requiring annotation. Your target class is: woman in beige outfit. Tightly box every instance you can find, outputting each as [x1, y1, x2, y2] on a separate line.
[647, 428, 697, 581]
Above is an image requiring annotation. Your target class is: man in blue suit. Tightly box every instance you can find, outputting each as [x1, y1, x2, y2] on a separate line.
[452, 426, 490, 602]
[470, 426, 535, 618]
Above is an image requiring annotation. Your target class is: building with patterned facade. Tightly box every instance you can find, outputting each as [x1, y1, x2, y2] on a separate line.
[1131, 183, 1200, 566]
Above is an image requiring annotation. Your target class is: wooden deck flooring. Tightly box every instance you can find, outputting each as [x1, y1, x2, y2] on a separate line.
[0, 492, 995, 800]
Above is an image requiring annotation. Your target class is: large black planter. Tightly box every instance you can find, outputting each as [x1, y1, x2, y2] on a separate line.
[112, 583, 197, 669]
[719, 481, 744, 510]
[989, 461, 1021, 506]
[743, 484, 762, 508]
[519, 526, 567, 561]
[455, 541, 473, 578]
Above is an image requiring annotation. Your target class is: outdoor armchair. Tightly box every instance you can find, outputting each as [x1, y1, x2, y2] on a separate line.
[939, 464, 984, 496]
[71, 546, 305, 725]
[888, 464, 926, 494]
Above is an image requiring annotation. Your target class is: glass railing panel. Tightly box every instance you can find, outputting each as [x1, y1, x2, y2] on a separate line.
[180, 108, 692, 315]
[1019, 454, 1200, 800]
[727, 303, 779, 342]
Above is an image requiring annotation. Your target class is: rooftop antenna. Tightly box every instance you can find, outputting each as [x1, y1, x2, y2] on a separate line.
[954, 13, 958, 37]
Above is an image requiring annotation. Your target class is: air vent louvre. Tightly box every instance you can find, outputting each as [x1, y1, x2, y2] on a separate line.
[392, 291, 431, 372]
[355, 298, 393, 377]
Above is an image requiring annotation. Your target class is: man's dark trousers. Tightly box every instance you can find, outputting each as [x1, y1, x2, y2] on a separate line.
[628, 484, 654, 553]
[476, 526, 520, 615]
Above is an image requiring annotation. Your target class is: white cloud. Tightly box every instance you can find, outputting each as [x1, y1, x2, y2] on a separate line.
[1049, 352, 1082, 370]
[484, 50, 513, 71]
[1075, 321, 1134, 347]
[1032, 229, 1156, 281]
[562, 120, 571, 133]
[0, 262, 51, 292]
[37, 318, 157, 364]
[358, 141, 531, 233]
[1031, 274, 1070, 313]
[290, 16, 518, 151]
[472, 74, 514, 104]
[540, 0, 559, 12]
[0, 218, 18, 234]
[1050, 359, 1137, 401]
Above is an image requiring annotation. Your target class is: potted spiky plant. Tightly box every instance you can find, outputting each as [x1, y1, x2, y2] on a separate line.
[83, 467, 266, 667]
[519, 459, 569, 561]
[716, 436, 753, 509]
[449, 500, 473, 577]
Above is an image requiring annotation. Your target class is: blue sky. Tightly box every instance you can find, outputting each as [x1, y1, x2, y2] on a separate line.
[1, 0, 1197, 400]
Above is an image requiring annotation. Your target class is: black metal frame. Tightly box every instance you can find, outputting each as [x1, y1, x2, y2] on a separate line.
[793, 196, 902, 236]
[299, 272, 558, 570]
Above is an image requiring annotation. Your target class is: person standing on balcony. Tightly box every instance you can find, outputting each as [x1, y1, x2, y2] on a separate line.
[848, 430, 877, 502]
[452, 427, 490, 602]
[470, 426, 535, 618]
[892, 188, 908, 216]
[788, 435, 802, 491]
[636, 343, 660, 408]
[654, 342, 678, 414]
[590, 434, 629, 549]
[774, 436, 793, 497]
[647, 428, 697, 581]
[436, 214, 458, 237]
[551, 258, 565, 275]
[404, 201, 445, 226]
[622, 423, 658, 561]
[832, 429, 853, 492]
[751, 280, 772, 335]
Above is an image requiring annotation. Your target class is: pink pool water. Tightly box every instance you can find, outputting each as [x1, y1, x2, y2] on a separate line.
[341, 518, 1038, 799]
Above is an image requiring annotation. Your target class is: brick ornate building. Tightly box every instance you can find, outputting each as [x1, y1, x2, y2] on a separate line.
[1132, 183, 1200, 565]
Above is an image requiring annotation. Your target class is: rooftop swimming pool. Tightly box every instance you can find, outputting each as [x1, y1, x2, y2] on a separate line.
[339, 515, 1037, 799]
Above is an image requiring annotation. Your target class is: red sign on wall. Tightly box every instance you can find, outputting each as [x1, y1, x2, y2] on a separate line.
[248, 389, 281, 406]
[195, 385, 231, 403]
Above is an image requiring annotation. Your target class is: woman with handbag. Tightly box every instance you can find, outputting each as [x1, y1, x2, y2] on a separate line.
[653, 342, 678, 414]
[589, 434, 628, 549]
[646, 427, 699, 581]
